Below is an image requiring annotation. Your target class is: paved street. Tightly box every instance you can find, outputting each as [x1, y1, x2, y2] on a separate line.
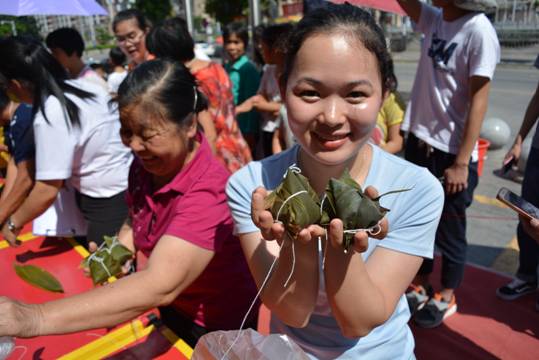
[394, 39, 539, 276]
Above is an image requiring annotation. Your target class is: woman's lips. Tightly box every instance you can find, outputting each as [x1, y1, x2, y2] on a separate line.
[312, 131, 349, 150]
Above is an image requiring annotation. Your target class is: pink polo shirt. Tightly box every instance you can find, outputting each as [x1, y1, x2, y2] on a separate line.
[127, 133, 257, 329]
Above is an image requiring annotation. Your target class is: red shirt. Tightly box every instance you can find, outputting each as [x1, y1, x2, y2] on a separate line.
[127, 133, 257, 329]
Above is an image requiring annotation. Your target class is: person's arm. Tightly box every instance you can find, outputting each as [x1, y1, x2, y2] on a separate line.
[272, 127, 283, 154]
[324, 230, 421, 337]
[197, 110, 217, 154]
[238, 187, 319, 327]
[444, 76, 491, 194]
[0, 158, 35, 226]
[117, 217, 134, 253]
[323, 181, 442, 337]
[1, 179, 62, 245]
[0, 234, 214, 337]
[521, 216, 539, 244]
[0, 158, 18, 203]
[504, 81, 539, 164]
[396, 0, 422, 23]
[252, 94, 281, 114]
[380, 124, 404, 154]
[235, 97, 254, 115]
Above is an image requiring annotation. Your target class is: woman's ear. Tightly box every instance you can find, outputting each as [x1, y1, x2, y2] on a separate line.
[187, 112, 199, 138]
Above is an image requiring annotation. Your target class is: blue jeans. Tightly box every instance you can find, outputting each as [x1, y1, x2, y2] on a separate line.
[405, 134, 479, 289]
[516, 147, 539, 283]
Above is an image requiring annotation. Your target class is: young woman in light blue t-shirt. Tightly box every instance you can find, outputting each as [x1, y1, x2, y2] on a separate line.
[226, 3, 444, 359]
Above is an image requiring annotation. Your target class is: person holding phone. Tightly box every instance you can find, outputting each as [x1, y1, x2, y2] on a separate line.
[496, 71, 539, 306]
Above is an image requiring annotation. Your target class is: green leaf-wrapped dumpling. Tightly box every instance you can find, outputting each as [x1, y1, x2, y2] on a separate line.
[264, 167, 321, 238]
[82, 235, 133, 285]
[322, 170, 410, 252]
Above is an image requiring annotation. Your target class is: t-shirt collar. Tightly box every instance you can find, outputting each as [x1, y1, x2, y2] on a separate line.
[154, 131, 212, 195]
[231, 54, 249, 71]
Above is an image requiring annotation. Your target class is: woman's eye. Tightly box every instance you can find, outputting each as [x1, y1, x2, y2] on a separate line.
[299, 90, 320, 100]
[347, 91, 366, 103]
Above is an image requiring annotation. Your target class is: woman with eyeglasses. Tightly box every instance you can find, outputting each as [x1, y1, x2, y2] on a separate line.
[0, 59, 258, 349]
[113, 9, 151, 68]
[0, 36, 132, 249]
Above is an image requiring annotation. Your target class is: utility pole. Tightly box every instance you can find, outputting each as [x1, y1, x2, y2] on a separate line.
[249, 0, 261, 29]
[184, 0, 193, 34]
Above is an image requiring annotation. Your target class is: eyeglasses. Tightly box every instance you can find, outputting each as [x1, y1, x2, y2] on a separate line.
[116, 31, 145, 45]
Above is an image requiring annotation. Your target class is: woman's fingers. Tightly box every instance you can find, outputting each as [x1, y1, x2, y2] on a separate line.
[251, 187, 285, 241]
[328, 219, 344, 249]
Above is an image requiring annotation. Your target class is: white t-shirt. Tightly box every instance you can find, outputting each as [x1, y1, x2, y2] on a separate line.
[107, 70, 128, 94]
[78, 65, 108, 93]
[226, 145, 444, 359]
[258, 65, 281, 133]
[33, 79, 132, 198]
[401, 4, 500, 160]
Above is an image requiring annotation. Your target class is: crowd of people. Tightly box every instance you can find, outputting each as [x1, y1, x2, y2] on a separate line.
[0, 0, 537, 358]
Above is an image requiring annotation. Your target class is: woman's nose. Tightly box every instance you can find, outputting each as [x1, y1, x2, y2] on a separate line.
[321, 96, 346, 126]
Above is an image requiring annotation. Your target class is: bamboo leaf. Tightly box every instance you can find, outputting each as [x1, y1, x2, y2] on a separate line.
[266, 168, 321, 238]
[85, 236, 133, 285]
[14, 263, 64, 293]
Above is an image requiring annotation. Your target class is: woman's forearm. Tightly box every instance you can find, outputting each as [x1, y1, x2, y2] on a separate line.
[240, 233, 319, 328]
[36, 270, 173, 336]
[0, 161, 35, 225]
[261, 238, 319, 327]
[10, 180, 62, 227]
[324, 247, 386, 337]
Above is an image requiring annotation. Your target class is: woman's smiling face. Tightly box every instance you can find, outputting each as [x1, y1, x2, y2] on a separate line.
[119, 104, 196, 182]
[114, 18, 148, 65]
[285, 33, 384, 166]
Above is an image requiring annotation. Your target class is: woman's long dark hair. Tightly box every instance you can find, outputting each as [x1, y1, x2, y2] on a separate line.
[0, 36, 94, 127]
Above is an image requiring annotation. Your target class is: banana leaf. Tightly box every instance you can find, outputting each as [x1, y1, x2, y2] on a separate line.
[14, 263, 64, 293]
[264, 168, 321, 238]
[322, 170, 410, 252]
[82, 236, 133, 285]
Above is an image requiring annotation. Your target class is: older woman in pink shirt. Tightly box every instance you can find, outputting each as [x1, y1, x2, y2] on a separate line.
[0, 60, 257, 347]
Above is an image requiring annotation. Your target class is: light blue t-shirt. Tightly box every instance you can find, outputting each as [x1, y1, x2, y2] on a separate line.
[226, 144, 444, 359]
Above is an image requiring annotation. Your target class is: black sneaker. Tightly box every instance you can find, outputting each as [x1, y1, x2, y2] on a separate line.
[413, 293, 457, 329]
[406, 284, 434, 314]
[496, 278, 537, 301]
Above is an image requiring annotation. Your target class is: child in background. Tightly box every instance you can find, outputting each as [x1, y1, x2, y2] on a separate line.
[226, 4, 444, 358]
[371, 59, 405, 154]
[224, 22, 261, 157]
[238, 24, 293, 158]
[107, 47, 128, 95]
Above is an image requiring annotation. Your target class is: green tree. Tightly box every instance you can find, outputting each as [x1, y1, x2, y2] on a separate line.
[135, 0, 172, 24]
[96, 26, 114, 46]
[205, 0, 249, 25]
[0, 16, 40, 38]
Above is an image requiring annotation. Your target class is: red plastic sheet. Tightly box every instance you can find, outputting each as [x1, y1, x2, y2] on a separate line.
[1, 235, 190, 359]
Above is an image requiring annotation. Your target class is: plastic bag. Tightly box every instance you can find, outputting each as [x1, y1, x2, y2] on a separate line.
[192, 329, 310, 360]
[0, 337, 14, 360]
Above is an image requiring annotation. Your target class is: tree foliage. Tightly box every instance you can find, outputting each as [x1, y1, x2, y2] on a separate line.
[135, 0, 172, 24]
[0, 16, 40, 38]
[205, 0, 249, 25]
